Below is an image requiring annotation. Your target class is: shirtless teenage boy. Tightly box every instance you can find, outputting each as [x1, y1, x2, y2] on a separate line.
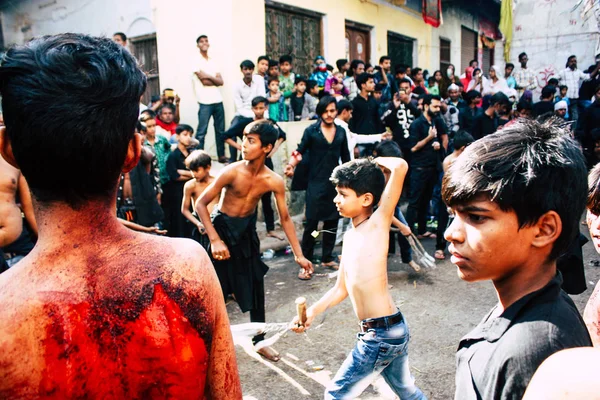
[197, 120, 313, 361]
[292, 157, 426, 399]
[0, 34, 241, 398]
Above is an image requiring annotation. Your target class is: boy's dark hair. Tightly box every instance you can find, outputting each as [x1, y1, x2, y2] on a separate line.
[442, 119, 587, 260]
[469, 59, 478, 66]
[336, 99, 353, 113]
[517, 99, 533, 112]
[348, 59, 364, 77]
[506, 63, 515, 69]
[251, 96, 268, 107]
[355, 72, 374, 90]
[186, 149, 212, 170]
[307, 79, 318, 91]
[0, 33, 146, 206]
[374, 140, 402, 158]
[490, 92, 511, 106]
[175, 124, 194, 135]
[541, 85, 555, 99]
[113, 32, 127, 42]
[140, 109, 156, 120]
[453, 130, 474, 149]
[257, 55, 269, 64]
[196, 34, 208, 44]
[427, 76, 436, 84]
[246, 120, 278, 148]
[279, 55, 293, 65]
[394, 65, 407, 75]
[268, 59, 279, 68]
[397, 78, 412, 87]
[547, 78, 559, 86]
[422, 94, 441, 106]
[330, 158, 386, 207]
[336, 58, 348, 71]
[379, 55, 391, 64]
[316, 96, 337, 117]
[375, 82, 387, 92]
[519, 52, 527, 61]
[294, 75, 307, 85]
[411, 67, 422, 78]
[413, 86, 426, 95]
[559, 84, 568, 91]
[240, 59, 255, 70]
[465, 89, 481, 102]
[268, 76, 279, 85]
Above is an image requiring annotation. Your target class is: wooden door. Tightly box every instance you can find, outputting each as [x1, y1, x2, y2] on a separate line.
[345, 26, 370, 63]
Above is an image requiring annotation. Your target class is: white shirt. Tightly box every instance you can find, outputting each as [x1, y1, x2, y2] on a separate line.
[232, 75, 266, 118]
[191, 54, 223, 105]
[558, 68, 590, 99]
[335, 118, 382, 160]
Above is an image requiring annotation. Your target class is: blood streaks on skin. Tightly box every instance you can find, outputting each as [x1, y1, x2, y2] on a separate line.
[40, 283, 209, 398]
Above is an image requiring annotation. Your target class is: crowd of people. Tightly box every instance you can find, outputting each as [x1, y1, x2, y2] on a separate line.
[2, 32, 600, 399]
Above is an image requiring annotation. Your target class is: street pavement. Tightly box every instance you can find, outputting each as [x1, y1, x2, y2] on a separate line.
[228, 222, 600, 400]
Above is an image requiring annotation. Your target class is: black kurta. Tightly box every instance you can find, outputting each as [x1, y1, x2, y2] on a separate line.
[296, 121, 351, 221]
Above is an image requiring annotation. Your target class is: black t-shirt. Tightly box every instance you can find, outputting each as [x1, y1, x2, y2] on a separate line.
[381, 101, 421, 149]
[291, 95, 305, 121]
[459, 106, 484, 133]
[532, 100, 555, 118]
[350, 94, 384, 134]
[408, 115, 442, 169]
[471, 112, 498, 140]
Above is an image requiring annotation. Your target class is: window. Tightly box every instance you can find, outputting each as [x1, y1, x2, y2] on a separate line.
[265, 1, 322, 76]
[388, 32, 415, 71]
[130, 33, 159, 105]
[440, 38, 451, 72]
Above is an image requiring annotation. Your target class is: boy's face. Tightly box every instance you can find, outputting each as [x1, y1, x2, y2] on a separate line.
[242, 133, 269, 161]
[280, 61, 292, 74]
[197, 37, 210, 52]
[555, 108, 567, 118]
[268, 65, 279, 77]
[143, 118, 156, 136]
[309, 85, 319, 96]
[192, 166, 210, 182]
[252, 103, 267, 119]
[560, 87, 567, 97]
[333, 186, 371, 218]
[257, 59, 269, 75]
[587, 208, 600, 252]
[373, 91, 382, 101]
[268, 80, 279, 93]
[296, 82, 306, 93]
[178, 129, 192, 147]
[445, 196, 539, 283]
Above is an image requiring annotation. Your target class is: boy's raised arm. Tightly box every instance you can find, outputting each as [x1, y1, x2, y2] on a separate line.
[373, 157, 408, 223]
[181, 182, 204, 232]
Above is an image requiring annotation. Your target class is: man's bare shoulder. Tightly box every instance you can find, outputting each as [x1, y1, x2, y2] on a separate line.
[262, 165, 284, 189]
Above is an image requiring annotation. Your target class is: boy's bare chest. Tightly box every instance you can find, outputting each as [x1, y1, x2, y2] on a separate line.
[228, 174, 272, 200]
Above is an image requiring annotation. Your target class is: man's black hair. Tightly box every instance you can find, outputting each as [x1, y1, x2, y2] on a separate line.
[268, 59, 279, 68]
[397, 78, 412, 87]
[316, 96, 337, 117]
[453, 130, 474, 149]
[240, 59, 255, 70]
[336, 58, 348, 70]
[422, 94, 441, 106]
[0, 33, 146, 206]
[566, 55, 576, 68]
[517, 99, 533, 112]
[113, 32, 127, 42]
[186, 149, 212, 170]
[336, 99, 353, 113]
[176, 124, 194, 135]
[196, 34, 208, 44]
[375, 82, 387, 92]
[411, 67, 422, 78]
[294, 75, 307, 85]
[469, 59, 478, 66]
[140, 109, 156, 120]
[379, 55, 391, 64]
[442, 119, 587, 260]
[279, 55, 293, 65]
[257, 55, 269, 64]
[307, 79, 318, 91]
[518, 52, 527, 61]
[348, 59, 365, 77]
[413, 86, 426, 96]
[506, 63, 515, 70]
[394, 65, 407, 75]
[355, 72, 374, 90]
[374, 140, 402, 158]
[246, 120, 278, 148]
[490, 92, 510, 106]
[547, 78, 559, 86]
[251, 96, 268, 107]
[465, 90, 481, 102]
[330, 158, 386, 207]
[541, 85, 556, 100]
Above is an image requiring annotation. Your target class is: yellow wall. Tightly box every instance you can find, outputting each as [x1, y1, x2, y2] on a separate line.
[152, 0, 431, 158]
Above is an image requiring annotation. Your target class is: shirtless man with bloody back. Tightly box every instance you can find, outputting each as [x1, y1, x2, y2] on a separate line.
[0, 34, 241, 398]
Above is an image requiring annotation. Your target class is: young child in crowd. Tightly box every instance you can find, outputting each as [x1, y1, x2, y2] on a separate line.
[181, 150, 218, 248]
[307, 79, 320, 101]
[140, 111, 171, 187]
[444, 119, 592, 399]
[325, 71, 349, 100]
[162, 124, 194, 238]
[292, 157, 426, 399]
[0, 33, 240, 398]
[434, 130, 473, 260]
[278, 55, 295, 106]
[309, 55, 331, 92]
[197, 120, 312, 362]
[289, 76, 316, 121]
[427, 76, 439, 95]
[555, 85, 571, 120]
[267, 77, 287, 122]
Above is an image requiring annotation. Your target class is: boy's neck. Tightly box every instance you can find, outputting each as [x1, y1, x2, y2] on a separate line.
[282, 71, 291, 78]
[493, 258, 556, 313]
[296, 91, 304, 97]
[351, 209, 373, 228]
[177, 143, 189, 154]
[243, 156, 266, 175]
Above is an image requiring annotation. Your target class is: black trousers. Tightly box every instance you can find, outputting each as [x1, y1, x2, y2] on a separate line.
[250, 277, 266, 344]
[301, 218, 338, 263]
[261, 157, 275, 232]
[436, 203, 450, 251]
[406, 167, 437, 235]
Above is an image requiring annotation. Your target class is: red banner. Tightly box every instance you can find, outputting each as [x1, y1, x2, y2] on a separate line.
[422, 0, 442, 28]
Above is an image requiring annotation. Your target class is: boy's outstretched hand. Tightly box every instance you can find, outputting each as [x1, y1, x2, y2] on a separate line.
[296, 256, 314, 276]
[290, 307, 316, 333]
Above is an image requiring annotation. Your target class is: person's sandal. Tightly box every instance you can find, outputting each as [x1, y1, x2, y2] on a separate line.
[298, 268, 312, 280]
[434, 250, 446, 260]
[417, 231, 437, 239]
[321, 261, 339, 270]
[256, 346, 280, 362]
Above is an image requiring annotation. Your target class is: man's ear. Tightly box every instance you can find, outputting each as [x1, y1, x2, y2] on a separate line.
[122, 132, 142, 173]
[531, 210, 562, 250]
[0, 126, 19, 168]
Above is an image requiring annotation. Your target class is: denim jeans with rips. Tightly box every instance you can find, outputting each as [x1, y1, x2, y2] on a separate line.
[325, 315, 427, 400]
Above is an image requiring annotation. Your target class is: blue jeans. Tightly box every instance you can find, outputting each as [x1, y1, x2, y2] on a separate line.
[196, 102, 225, 157]
[325, 313, 426, 400]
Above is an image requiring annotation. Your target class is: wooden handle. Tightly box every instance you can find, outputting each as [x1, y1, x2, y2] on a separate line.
[295, 297, 307, 326]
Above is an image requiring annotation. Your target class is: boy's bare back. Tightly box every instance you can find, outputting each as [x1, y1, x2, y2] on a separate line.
[185, 175, 218, 212]
[0, 229, 241, 399]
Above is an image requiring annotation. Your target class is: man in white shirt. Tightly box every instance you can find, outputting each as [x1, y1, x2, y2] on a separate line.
[192, 35, 227, 163]
[558, 55, 599, 123]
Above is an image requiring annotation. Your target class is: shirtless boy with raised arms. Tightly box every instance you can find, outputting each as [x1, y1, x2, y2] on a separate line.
[292, 157, 426, 399]
[0, 34, 240, 398]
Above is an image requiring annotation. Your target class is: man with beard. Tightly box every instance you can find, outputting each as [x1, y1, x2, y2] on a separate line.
[406, 94, 446, 238]
[471, 92, 511, 140]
